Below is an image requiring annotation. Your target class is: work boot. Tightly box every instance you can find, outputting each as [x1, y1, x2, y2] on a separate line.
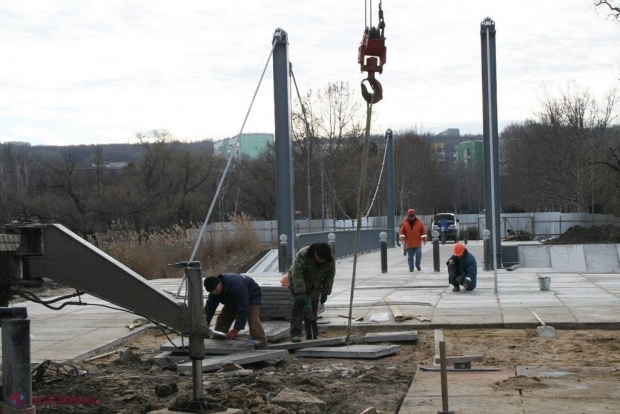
[409, 268, 414, 272]
[452, 285, 460, 292]
[291, 335, 301, 343]
[417, 266, 421, 271]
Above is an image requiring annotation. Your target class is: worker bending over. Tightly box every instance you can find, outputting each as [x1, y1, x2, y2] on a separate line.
[204, 273, 268, 349]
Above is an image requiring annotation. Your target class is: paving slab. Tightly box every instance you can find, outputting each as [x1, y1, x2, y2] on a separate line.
[295, 344, 401, 359]
[399, 395, 523, 413]
[516, 365, 618, 378]
[159, 337, 255, 354]
[520, 397, 620, 413]
[409, 366, 515, 397]
[362, 331, 418, 343]
[176, 350, 288, 372]
[268, 336, 347, 350]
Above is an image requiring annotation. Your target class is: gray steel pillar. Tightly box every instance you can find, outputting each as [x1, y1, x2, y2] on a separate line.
[386, 129, 396, 247]
[273, 28, 295, 269]
[1, 308, 32, 411]
[185, 262, 206, 402]
[480, 17, 502, 271]
[380, 231, 388, 273]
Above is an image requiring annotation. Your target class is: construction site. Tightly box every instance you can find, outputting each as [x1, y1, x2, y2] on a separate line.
[2, 221, 620, 414]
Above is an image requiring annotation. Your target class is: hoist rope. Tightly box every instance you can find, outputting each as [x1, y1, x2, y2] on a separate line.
[346, 95, 375, 344]
[291, 68, 313, 221]
[175, 39, 278, 298]
[364, 133, 389, 217]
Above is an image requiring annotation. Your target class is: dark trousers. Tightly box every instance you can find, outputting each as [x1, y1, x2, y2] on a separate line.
[290, 296, 319, 339]
[214, 304, 268, 349]
[448, 263, 465, 287]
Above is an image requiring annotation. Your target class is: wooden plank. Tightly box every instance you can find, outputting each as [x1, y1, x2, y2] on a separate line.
[433, 329, 444, 366]
[385, 297, 405, 322]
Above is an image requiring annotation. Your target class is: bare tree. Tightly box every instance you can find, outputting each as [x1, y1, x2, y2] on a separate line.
[502, 84, 618, 212]
[594, 0, 620, 19]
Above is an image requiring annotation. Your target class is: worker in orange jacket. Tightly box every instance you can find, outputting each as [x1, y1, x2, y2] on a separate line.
[399, 208, 427, 272]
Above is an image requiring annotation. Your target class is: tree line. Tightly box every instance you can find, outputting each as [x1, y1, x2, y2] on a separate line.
[0, 81, 618, 237]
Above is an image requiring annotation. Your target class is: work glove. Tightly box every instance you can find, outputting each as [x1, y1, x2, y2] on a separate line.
[296, 292, 308, 304]
[226, 328, 240, 340]
[320, 293, 328, 304]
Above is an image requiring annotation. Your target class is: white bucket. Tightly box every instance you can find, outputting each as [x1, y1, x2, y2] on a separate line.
[538, 277, 551, 291]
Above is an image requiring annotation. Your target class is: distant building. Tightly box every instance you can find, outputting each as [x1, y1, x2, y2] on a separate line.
[214, 133, 274, 159]
[455, 140, 483, 166]
[437, 128, 460, 137]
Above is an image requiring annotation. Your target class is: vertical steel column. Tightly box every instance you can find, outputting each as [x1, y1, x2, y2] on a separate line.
[185, 262, 206, 402]
[1, 307, 32, 411]
[480, 18, 502, 278]
[380, 232, 388, 273]
[385, 129, 396, 247]
[273, 28, 295, 270]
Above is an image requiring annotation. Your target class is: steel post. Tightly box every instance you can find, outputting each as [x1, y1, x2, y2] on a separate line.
[380, 232, 388, 273]
[385, 129, 396, 247]
[1, 308, 32, 411]
[279, 235, 288, 273]
[273, 28, 295, 270]
[328, 233, 336, 258]
[185, 262, 205, 402]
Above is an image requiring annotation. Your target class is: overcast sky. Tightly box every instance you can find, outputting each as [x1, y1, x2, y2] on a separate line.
[0, 0, 618, 146]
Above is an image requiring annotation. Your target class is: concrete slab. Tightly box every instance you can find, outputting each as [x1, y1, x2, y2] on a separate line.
[268, 336, 347, 350]
[160, 337, 255, 354]
[399, 396, 523, 414]
[584, 244, 620, 272]
[520, 397, 620, 413]
[176, 350, 288, 372]
[271, 387, 326, 410]
[550, 245, 587, 272]
[362, 331, 418, 343]
[520, 245, 551, 268]
[409, 366, 515, 396]
[516, 365, 618, 378]
[295, 344, 401, 359]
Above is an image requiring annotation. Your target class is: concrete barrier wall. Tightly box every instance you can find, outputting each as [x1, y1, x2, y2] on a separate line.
[518, 243, 620, 272]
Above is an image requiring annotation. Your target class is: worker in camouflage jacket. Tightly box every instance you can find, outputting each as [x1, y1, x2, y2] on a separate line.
[287, 242, 335, 342]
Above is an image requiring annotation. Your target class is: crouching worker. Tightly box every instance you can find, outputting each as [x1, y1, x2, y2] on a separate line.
[447, 242, 477, 292]
[203, 274, 268, 349]
[287, 242, 335, 343]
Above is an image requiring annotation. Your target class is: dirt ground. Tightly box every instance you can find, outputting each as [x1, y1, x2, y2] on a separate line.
[545, 224, 620, 244]
[26, 327, 620, 414]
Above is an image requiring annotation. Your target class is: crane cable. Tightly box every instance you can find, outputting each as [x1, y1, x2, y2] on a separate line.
[364, 132, 389, 217]
[346, 94, 375, 344]
[175, 38, 278, 298]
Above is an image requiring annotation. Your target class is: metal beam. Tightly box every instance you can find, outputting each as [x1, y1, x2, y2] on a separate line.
[25, 224, 187, 332]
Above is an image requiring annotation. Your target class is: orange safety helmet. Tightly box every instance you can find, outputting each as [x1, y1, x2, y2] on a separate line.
[407, 208, 415, 216]
[280, 274, 289, 287]
[453, 242, 466, 257]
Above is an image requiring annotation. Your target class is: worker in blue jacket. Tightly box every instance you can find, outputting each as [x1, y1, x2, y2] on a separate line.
[447, 242, 477, 292]
[204, 273, 268, 349]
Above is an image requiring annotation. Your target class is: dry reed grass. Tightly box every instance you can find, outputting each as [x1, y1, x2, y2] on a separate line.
[97, 214, 264, 280]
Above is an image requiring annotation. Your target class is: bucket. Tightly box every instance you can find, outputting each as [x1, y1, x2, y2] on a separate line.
[538, 277, 551, 291]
